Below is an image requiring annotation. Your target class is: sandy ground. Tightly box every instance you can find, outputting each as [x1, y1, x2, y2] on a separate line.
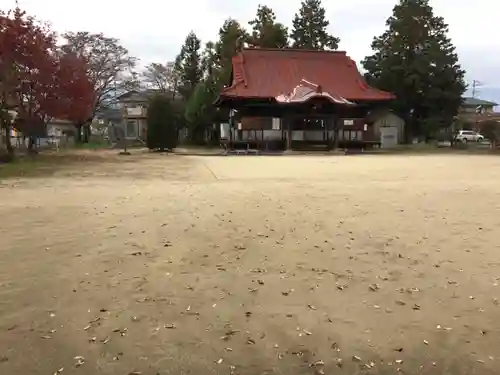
[1, 151, 500, 375]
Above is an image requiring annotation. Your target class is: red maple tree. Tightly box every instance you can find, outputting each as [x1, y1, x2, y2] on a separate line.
[0, 6, 94, 155]
[55, 52, 95, 125]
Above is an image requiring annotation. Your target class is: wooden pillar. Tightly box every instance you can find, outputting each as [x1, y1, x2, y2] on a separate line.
[286, 117, 292, 150]
[281, 114, 292, 150]
[326, 117, 332, 150]
[332, 116, 339, 149]
[324, 118, 328, 145]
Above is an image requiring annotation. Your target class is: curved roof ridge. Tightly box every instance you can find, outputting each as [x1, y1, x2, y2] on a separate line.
[242, 47, 347, 55]
[221, 48, 395, 102]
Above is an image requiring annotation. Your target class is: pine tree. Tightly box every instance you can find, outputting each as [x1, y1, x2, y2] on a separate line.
[202, 41, 217, 78]
[175, 31, 203, 99]
[362, 0, 466, 141]
[214, 19, 248, 85]
[184, 78, 219, 144]
[146, 94, 177, 151]
[181, 20, 248, 145]
[248, 5, 288, 48]
[290, 0, 339, 50]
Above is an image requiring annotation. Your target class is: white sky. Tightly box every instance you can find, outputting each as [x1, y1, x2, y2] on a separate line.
[8, 0, 500, 98]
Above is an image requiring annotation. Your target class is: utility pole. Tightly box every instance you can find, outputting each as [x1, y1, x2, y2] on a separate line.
[471, 80, 482, 98]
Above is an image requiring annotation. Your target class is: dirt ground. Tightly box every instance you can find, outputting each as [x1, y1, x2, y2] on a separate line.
[1, 150, 500, 375]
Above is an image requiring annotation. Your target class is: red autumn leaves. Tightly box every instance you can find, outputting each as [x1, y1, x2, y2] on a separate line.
[0, 7, 94, 132]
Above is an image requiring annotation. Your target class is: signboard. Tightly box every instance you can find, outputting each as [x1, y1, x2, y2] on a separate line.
[344, 119, 354, 125]
[126, 106, 143, 116]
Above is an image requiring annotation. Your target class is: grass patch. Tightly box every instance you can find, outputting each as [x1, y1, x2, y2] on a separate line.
[0, 150, 105, 179]
[0, 154, 63, 178]
[0, 148, 146, 179]
[369, 142, 497, 155]
[74, 139, 111, 150]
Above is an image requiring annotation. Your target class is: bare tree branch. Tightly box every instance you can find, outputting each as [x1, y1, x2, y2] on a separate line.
[141, 62, 179, 95]
[60, 31, 137, 116]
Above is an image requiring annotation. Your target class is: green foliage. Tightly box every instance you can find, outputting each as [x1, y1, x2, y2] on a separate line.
[248, 5, 288, 48]
[214, 19, 248, 85]
[179, 19, 249, 143]
[202, 41, 217, 78]
[362, 0, 466, 141]
[146, 95, 177, 151]
[74, 139, 109, 150]
[175, 31, 203, 99]
[184, 77, 219, 143]
[290, 0, 339, 50]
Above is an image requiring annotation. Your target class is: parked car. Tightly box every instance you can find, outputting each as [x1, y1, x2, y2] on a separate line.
[454, 130, 484, 143]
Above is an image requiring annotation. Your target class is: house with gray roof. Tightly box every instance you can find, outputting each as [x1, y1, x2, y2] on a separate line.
[460, 97, 498, 114]
[458, 97, 500, 128]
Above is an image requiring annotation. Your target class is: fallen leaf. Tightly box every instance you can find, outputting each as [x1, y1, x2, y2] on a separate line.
[368, 284, 380, 291]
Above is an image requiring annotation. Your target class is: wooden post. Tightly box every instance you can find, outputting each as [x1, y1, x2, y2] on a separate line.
[326, 116, 332, 150]
[286, 117, 292, 150]
[332, 116, 339, 150]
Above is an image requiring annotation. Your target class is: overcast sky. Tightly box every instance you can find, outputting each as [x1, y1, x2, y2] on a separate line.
[10, 0, 500, 100]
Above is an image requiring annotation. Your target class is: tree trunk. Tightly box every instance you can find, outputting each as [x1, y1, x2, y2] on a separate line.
[4, 124, 14, 156]
[75, 124, 82, 143]
[82, 124, 90, 143]
[403, 116, 414, 144]
[27, 136, 37, 154]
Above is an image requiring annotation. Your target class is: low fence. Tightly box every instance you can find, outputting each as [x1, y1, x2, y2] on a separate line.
[11, 136, 75, 150]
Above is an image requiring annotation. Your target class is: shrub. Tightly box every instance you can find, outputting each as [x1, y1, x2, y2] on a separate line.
[146, 95, 177, 151]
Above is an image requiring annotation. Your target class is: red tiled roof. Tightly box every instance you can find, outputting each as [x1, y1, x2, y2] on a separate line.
[220, 48, 395, 102]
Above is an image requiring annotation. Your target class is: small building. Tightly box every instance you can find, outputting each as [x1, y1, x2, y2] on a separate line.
[116, 90, 153, 141]
[215, 48, 395, 151]
[367, 109, 405, 147]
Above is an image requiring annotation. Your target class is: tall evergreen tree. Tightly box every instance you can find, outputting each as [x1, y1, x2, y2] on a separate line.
[214, 19, 248, 85]
[175, 31, 203, 99]
[362, 0, 466, 141]
[146, 94, 177, 151]
[202, 41, 217, 78]
[181, 20, 248, 144]
[248, 5, 288, 48]
[290, 0, 339, 50]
